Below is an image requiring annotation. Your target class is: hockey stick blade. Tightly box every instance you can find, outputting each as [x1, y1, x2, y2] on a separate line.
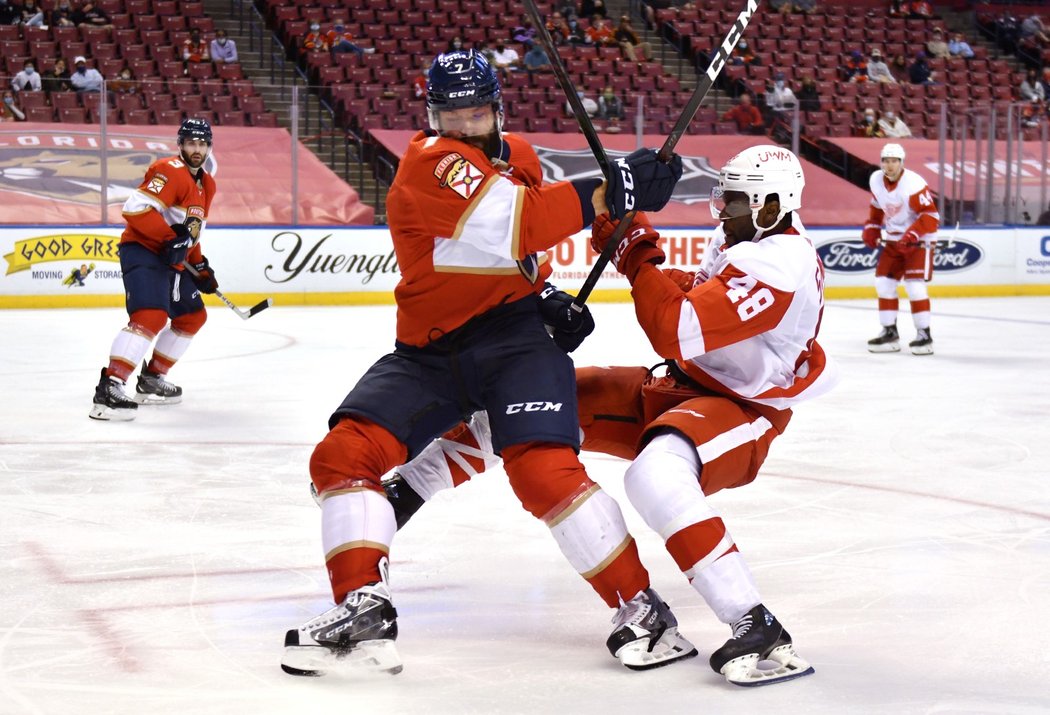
[571, 0, 761, 310]
[246, 298, 273, 318]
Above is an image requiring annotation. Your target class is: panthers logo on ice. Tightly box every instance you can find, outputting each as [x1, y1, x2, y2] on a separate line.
[533, 146, 718, 205]
[0, 127, 217, 206]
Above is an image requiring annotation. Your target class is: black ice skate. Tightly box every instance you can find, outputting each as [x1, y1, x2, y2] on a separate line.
[607, 588, 697, 671]
[282, 559, 401, 677]
[908, 327, 933, 355]
[135, 361, 183, 405]
[867, 324, 900, 353]
[709, 604, 814, 687]
[89, 368, 138, 421]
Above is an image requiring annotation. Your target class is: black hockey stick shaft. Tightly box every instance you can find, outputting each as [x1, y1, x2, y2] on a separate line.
[571, 0, 761, 310]
[183, 263, 272, 320]
[522, 0, 612, 182]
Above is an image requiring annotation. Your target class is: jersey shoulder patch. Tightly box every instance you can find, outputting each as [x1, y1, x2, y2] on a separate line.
[435, 153, 487, 200]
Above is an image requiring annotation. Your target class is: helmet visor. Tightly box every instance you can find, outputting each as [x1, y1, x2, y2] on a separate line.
[709, 186, 753, 221]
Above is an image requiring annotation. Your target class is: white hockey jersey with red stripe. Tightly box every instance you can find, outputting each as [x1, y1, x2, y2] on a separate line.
[630, 215, 837, 411]
[868, 167, 939, 241]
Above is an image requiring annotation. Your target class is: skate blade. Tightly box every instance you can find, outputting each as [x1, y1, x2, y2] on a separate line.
[134, 393, 182, 406]
[867, 342, 900, 353]
[281, 639, 402, 677]
[618, 630, 698, 671]
[909, 345, 934, 356]
[719, 644, 815, 687]
[89, 404, 136, 421]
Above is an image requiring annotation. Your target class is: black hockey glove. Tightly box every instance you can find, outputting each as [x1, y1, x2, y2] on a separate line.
[605, 148, 683, 220]
[164, 223, 192, 267]
[190, 256, 218, 294]
[539, 283, 595, 353]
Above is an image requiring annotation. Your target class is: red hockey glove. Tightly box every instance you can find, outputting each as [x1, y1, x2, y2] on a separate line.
[899, 229, 921, 247]
[591, 212, 665, 282]
[861, 224, 881, 248]
[190, 256, 218, 294]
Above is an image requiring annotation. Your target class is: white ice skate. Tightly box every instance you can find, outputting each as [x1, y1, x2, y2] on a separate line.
[607, 588, 697, 671]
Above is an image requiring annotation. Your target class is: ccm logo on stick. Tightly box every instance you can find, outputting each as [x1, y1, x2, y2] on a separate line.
[506, 401, 563, 414]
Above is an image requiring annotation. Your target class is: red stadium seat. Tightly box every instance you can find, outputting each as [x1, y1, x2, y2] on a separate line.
[59, 106, 88, 123]
[26, 106, 56, 122]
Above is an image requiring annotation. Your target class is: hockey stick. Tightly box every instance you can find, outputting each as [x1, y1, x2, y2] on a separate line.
[563, 0, 761, 310]
[183, 263, 273, 320]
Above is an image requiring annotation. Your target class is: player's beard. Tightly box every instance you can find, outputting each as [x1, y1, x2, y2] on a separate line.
[459, 129, 502, 160]
[181, 149, 207, 170]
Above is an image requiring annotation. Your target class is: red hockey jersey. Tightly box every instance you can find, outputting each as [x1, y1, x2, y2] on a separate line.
[387, 132, 587, 347]
[121, 156, 216, 266]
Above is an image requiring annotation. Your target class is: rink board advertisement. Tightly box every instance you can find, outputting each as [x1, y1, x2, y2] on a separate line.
[1, 226, 1049, 307]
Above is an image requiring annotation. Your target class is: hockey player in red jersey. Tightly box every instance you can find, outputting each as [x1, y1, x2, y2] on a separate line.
[862, 142, 941, 354]
[281, 49, 689, 677]
[89, 118, 219, 420]
[384, 146, 838, 687]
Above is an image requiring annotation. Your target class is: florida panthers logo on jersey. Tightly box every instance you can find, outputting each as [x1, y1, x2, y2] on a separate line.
[437, 155, 485, 200]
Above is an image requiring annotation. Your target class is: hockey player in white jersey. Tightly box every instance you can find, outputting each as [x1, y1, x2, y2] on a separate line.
[861, 142, 941, 354]
[383, 146, 838, 687]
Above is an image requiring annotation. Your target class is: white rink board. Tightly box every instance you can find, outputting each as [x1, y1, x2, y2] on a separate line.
[2, 226, 1049, 304]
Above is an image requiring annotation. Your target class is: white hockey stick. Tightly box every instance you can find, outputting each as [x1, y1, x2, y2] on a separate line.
[183, 263, 273, 320]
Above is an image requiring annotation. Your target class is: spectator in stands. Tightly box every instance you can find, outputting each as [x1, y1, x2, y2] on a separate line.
[522, 40, 552, 75]
[765, 71, 797, 114]
[770, 0, 793, 15]
[995, 14, 1022, 55]
[1021, 98, 1044, 128]
[791, 0, 817, 15]
[0, 0, 19, 25]
[72, 0, 111, 28]
[328, 22, 375, 56]
[183, 28, 211, 69]
[887, 0, 907, 18]
[567, 18, 589, 46]
[854, 107, 886, 137]
[70, 56, 104, 94]
[109, 65, 137, 94]
[586, 15, 617, 48]
[579, 0, 608, 20]
[1019, 68, 1045, 104]
[908, 51, 934, 85]
[615, 15, 651, 62]
[597, 85, 625, 122]
[303, 23, 329, 53]
[842, 50, 869, 83]
[925, 28, 950, 60]
[512, 17, 538, 45]
[732, 38, 760, 67]
[948, 33, 974, 60]
[867, 48, 896, 84]
[1040, 68, 1050, 103]
[211, 29, 239, 64]
[566, 89, 598, 118]
[411, 59, 428, 100]
[1020, 15, 1050, 47]
[41, 58, 74, 95]
[546, 12, 571, 45]
[50, 0, 75, 27]
[0, 90, 26, 122]
[907, 1, 934, 20]
[17, 0, 44, 26]
[12, 59, 42, 93]
[796, 75, 821, 111]
[490, 41, 521, 79]
[722, 92, 764, 134]
[878, 109, 912, 138]
[446, 35, 465, 53]
[890, 53, 910, 82]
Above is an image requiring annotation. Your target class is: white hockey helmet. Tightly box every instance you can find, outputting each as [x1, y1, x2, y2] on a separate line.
[881, 142, 906, 161]
[710, 144, 805, 238]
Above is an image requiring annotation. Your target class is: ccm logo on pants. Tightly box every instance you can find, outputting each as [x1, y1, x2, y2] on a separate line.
[506, 402, 563, 414]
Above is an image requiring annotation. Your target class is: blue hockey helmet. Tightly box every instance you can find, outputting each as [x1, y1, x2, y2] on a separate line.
[425, 50, 503, 133]
[178, 117, 213, 145]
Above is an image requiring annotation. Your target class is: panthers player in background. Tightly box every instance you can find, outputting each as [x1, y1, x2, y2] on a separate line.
[281, 49, 690, 678]
[385, 147, 838, 687]
[89, 118, 219, 421]
[862, 142, 941, 355]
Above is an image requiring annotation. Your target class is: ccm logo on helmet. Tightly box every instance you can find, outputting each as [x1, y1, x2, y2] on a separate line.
[506, 401, 563, 414]
[448, 90, 477, 98]
[615, 156, 636, 211]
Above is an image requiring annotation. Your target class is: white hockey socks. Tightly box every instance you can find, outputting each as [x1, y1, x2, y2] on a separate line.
[149, 326, 194, 372]
[108, 325, 155, 378]
[321, 488, 397, 560]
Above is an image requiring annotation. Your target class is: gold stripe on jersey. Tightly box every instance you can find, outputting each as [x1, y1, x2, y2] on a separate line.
[325, 540, 390, 561]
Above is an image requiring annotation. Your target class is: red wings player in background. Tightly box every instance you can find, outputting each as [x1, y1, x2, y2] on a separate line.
[384, 146, 838, 687]
[862, 142, 941, 354]
[90, 118, 219, 421]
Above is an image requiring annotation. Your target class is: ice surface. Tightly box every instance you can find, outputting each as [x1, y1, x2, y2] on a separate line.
[1, 298, 1049, 714]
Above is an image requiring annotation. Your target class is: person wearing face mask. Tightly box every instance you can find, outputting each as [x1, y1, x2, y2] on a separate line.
[49, 0, 76, 27]
[18, 0, 45, 26]
[182, 29, 211, 67]
[866, 48, 896, 84]
[302, 22, 330, 53]
[72, 0, 111, 28]
[70, 56, 104, 94]
[854, 107, 886, 138]
[764, 71, 796, 114]
[877, 109, 912, 138]
[109, 65, 137, 94]
[326, 21, 375, 55]
[12, 60, 42, 93]
[209, 29, 239, 64]
[489, 39, 521, 78]
[0, 90, 27, 122]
